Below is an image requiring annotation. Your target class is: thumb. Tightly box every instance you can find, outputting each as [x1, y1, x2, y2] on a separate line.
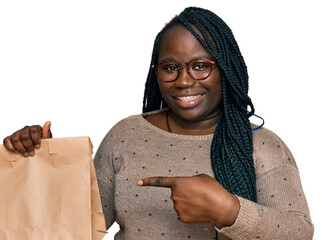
[42, 121, 52, 139]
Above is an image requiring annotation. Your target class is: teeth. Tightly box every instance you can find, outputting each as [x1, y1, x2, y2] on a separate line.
[176, 94, 201, 101]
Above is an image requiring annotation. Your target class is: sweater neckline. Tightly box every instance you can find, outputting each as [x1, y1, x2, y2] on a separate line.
[136, 109, 214, 140]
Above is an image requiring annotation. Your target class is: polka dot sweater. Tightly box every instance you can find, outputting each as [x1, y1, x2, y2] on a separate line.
[94, 112, 314, 240]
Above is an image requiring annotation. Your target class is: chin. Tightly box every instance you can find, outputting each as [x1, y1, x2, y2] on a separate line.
[173, 108, 209, 122]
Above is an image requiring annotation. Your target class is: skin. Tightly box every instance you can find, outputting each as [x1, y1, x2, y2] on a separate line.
[147, 25, 222, 135]
[137, 174, 239, 228]
[2, 24, 240, 229]
[3, 121, 52, 157]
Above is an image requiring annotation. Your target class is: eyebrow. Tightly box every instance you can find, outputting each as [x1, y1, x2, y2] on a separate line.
[158, 56, 213, 64]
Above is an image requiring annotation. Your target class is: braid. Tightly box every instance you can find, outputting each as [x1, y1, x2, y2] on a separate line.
[143, 7, 257, 202]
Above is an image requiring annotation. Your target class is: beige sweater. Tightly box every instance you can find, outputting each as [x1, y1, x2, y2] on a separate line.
[94, 111, 314, 240]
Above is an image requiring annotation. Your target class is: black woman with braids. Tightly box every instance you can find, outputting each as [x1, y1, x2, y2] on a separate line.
[3, 7, 313, 240]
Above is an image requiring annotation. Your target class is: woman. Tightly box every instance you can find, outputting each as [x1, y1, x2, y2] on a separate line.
[3, 7, 313, 240]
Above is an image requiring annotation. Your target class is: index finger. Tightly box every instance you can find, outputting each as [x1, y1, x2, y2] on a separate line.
[137, 176, 176, 188]
[3, 136, 16, 152]
[29, 125, 42, 149]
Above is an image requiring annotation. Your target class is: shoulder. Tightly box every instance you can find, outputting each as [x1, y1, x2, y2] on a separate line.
[94, 113, 144, 162]
[252, 125, 287, 151]
[108, 109, 167, 135]
[101, 113, 144, 142]
[97, 109, 166, 150]
[252, 125, 298, 175]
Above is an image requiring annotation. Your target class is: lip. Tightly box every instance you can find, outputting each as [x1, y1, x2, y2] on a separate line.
[172, 93, 205, 108]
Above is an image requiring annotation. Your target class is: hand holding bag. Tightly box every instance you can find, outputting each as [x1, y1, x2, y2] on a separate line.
[0, 137, 107, 240]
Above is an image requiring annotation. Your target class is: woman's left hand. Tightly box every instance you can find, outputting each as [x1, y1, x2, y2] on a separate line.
[137, 174, 240, 228]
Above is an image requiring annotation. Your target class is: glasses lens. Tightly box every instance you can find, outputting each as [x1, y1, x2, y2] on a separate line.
[188, 59, 213, 80]
[157, 62, 179, 82]
[156, 59, 214, 82]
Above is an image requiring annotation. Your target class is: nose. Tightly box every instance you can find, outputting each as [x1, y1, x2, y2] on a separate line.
[174, 66, 196, 88]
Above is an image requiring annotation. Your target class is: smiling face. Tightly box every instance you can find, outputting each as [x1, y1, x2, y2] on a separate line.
[157, 25, 222, 124]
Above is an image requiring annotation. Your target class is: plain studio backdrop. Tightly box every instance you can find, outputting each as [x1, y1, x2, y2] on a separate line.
[0, 0, 321, 239]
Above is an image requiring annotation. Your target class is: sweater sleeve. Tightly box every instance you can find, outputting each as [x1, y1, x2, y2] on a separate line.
[217, 128, 314, 239]
[93, 131, 117, 230]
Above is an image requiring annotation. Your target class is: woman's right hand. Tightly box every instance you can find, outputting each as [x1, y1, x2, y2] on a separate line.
[3, 121, 52, 157]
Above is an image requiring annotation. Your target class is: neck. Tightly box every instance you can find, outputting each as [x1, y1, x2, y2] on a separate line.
[167, 110, 220, 135]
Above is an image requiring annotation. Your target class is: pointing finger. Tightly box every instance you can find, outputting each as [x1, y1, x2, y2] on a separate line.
[137, 176, 177, 188]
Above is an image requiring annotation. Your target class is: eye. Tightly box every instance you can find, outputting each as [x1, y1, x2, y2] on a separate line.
[191, 61, 211, 71]
[160, 63, 179, 72]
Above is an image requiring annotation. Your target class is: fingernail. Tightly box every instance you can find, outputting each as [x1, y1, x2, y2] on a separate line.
[29, 151, 35, 157]
[35, 144, 40, 149]
[137, 180, 143, 186]
[23, 153, 29, 157]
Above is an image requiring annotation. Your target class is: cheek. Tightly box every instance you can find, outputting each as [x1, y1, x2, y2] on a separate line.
[204, 84, 222, 108]
[158, 82, 172, 100]
[211, 72, 222, 97]
[205, 71, 222, 94]
[203, 76, 223, 107]
[212, 81, 222, 97]
[213, 82, 223, 102]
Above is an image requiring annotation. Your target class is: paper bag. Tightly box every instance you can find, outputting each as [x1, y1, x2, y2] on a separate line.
[0, 137, 107, 240]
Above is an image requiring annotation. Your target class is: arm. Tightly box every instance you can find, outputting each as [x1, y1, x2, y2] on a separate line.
[217, 129, 314, 239]
[138, 128, 314, 239]
[138, 174, 240, 228]
[93, 132, 117, 230]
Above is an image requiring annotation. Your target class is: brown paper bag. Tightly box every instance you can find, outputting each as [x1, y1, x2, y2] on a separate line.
[0, 137, 107, 240]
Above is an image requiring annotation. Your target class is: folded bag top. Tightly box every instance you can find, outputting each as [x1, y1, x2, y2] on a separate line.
[0, 137, 106, 240]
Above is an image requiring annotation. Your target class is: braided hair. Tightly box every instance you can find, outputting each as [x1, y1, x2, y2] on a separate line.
[143, 7, 257, 202]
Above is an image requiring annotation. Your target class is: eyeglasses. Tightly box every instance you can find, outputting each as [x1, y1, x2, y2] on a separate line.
[152, 58, 216, 82]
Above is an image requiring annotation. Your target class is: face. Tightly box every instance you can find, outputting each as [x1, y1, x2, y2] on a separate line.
[157, 25, 222, 123]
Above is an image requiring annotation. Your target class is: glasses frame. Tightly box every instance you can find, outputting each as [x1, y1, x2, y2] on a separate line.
[152, 58, 216, 83]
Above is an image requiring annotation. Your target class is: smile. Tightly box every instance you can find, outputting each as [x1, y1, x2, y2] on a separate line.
[175, 94, 202, 101]
[173, 93, 205, 109]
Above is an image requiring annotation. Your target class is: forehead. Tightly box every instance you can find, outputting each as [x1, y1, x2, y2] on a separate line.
[158, 25, 213, 62]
